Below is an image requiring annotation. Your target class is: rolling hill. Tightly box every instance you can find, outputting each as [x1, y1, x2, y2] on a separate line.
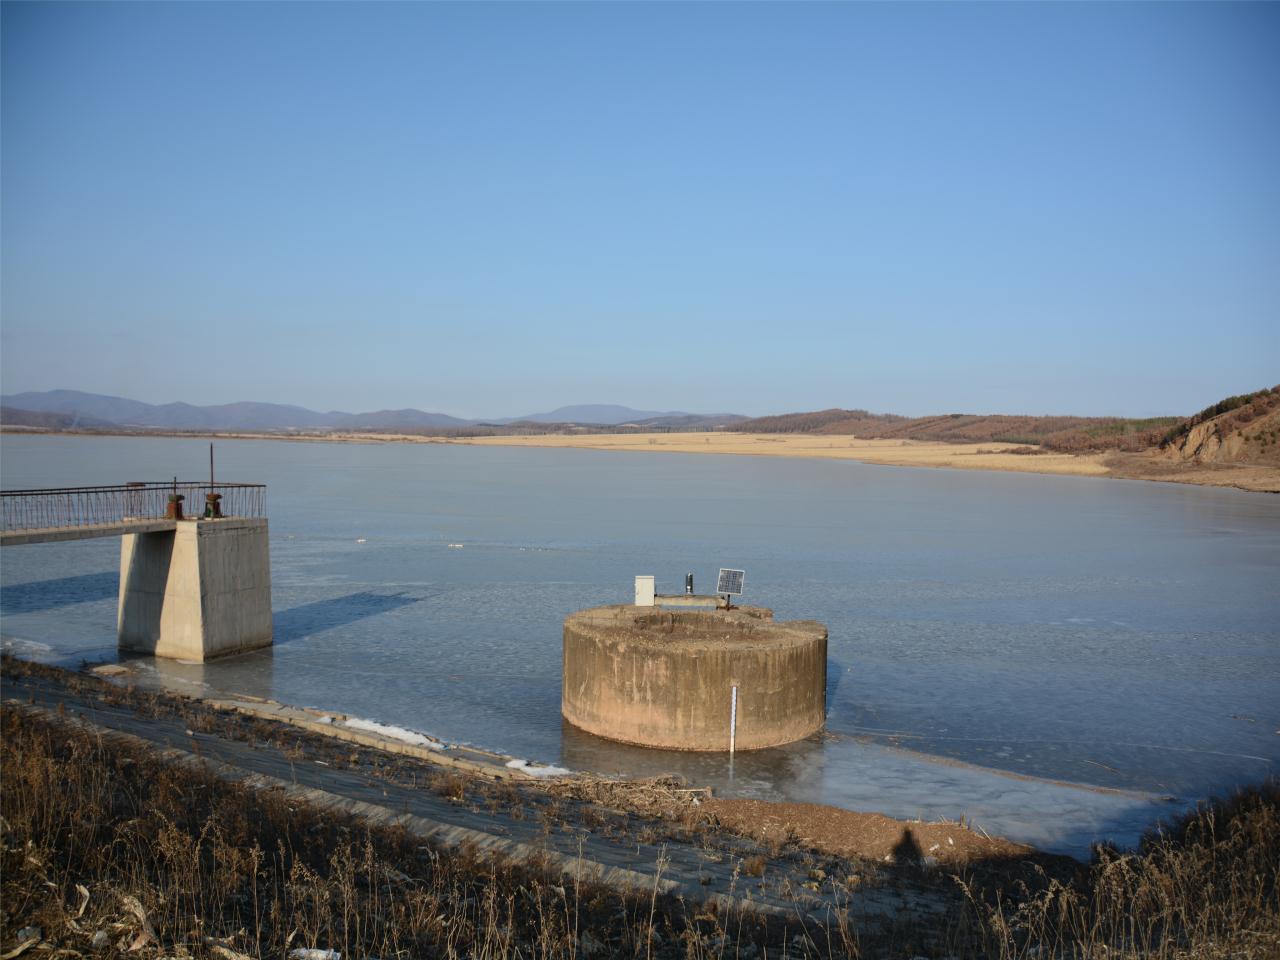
[730, 387, 1280, 474]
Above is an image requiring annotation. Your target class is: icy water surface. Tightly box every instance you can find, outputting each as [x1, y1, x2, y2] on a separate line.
[3, 434, 1278, 855]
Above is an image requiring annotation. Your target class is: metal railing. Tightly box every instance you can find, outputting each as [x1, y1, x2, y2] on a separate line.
[1, 482, 266, 533]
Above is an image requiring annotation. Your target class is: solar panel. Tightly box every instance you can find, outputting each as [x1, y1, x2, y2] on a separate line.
[716, 568, 745, 596]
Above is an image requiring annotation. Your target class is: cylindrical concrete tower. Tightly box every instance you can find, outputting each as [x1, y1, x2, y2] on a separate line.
[562, 604, 827, 751]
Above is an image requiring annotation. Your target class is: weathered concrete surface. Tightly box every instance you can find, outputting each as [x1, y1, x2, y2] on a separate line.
[1, 518, 177, 546]
[653, 594, 722, 609]
[118, 517, 272, 661]
[563, 604, 827, 751]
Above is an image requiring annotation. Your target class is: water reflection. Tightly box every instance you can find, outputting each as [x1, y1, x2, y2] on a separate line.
[121, 645, 276, 702]
[558, 717, 828, 798]
[825, 656, 849, 707]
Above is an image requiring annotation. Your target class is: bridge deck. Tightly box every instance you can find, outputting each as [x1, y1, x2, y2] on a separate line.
[1, 518, 178, 547]
[3, 481, 264, 546]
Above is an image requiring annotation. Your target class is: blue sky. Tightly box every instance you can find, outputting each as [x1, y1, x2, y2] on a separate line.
[3, 2, 1277, 418]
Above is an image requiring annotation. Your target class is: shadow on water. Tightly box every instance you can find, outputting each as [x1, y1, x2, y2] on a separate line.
[0, 572, 117, 614]
[272, 591, 425, 644]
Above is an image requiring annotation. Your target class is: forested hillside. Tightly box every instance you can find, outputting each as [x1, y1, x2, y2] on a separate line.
[732, 387, 1280, 460]
[732, 409, 1177, 449]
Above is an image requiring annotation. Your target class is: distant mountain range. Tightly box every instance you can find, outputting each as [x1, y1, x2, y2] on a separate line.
[502, 404, 687, 425]
[0, 390, 745, 433]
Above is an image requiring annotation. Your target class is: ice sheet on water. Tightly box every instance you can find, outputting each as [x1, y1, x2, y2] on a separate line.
[774, 737, 1189, 856]
[343, 717, 444, 749]
[506, 759, 571, 778]
[1, 637, 54, 660]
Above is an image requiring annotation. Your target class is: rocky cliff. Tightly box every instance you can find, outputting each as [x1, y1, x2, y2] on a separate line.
[1162, 389, 1280, 465]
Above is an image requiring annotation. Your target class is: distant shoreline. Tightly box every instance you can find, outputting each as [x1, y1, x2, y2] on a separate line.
[4, 426, 1277, 493]
[450, 432, 1280, 493]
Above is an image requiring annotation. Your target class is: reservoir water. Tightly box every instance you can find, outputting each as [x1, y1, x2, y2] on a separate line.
[3, 434, 1278, 855]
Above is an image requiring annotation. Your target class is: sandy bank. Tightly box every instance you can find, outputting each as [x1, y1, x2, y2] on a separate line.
[441, 432, 1279, 491]
[449, 431, 1111, 476]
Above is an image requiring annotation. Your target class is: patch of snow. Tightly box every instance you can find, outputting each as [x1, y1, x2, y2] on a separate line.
[506, 759, 571, 778]
[289, 950, 340, 960]
[343, 717, 443, 750]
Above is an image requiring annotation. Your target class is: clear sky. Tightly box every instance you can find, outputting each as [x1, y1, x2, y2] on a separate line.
[2, 2, 1277, 419]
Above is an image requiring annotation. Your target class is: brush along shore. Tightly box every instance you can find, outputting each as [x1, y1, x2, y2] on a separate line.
[2, 657, 1278, 958]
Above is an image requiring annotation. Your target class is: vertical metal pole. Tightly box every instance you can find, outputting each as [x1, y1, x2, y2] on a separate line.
[210, 443, 214, 488]
[729, 685, 738, 755]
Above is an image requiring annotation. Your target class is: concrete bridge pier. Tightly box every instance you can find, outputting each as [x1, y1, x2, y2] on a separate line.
[118, 518, 272, 661]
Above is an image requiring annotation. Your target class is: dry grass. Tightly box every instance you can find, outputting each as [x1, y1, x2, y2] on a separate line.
[957, 781, 1280, 959]
[0, 706, 824, 959]
[3, 677, 1276, 959]
[1105, 450, 1280, 493]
